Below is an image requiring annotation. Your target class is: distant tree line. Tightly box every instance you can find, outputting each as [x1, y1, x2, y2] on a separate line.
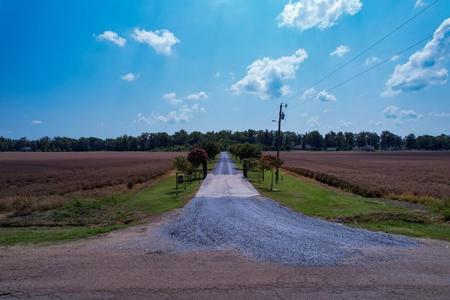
[0, 130, 449, 152]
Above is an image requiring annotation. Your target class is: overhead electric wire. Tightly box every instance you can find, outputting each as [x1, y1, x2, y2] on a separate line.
[323, 27, 443, 93]
[300, 0, 440, 94]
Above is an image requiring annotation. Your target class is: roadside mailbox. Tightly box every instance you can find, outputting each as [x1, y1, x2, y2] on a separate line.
[177, 175, 184, 185]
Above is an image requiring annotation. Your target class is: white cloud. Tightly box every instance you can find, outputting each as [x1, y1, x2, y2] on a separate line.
[383, 105, 400, 119]
[390, 55, 401, 62]
[383, 105, 421, 120]
[365, 56, 380, 66]
[330, 45, 350, 57]
[186, 91, 208, 100]
[136, 103, 204, 124]
[415, 0, 426, 8]
[300, 88, 316, 101]
[215, 72, 221, 78]
[337, 120, 354, 129]
[231, 49, 308, 100]
[121, 72, 139, 82]
[163, 92, 183, 106]
[429, 112, 450, 117]
[369, 120, 384, 127]
[300, 88, 337, 102]
[31, 120, 42, 125]
[278, 0, 362, 31]
[96, 31, 126, 47]
[307, 116, 321, 128]
[132, 28, 179, 55]
[383, 18, 450, 96]
[400, 110, 421, 120]
[317, 90, 337, 102]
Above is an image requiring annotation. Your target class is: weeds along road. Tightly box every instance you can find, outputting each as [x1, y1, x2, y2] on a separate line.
[1, 152, 450, 299]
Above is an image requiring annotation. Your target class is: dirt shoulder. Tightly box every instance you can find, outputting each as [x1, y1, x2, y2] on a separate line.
[1, 213, 450, 300]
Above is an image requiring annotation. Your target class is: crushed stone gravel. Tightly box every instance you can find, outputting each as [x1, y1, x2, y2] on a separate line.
[156, 152, 417, 265]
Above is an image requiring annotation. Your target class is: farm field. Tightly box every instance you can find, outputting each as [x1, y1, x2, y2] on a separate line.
[277, 151, 450, 202]
[0, 151, 205, 245]
[0, 152, 182, 213]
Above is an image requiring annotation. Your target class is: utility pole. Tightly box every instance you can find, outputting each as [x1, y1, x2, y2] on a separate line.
[274, 103, 287, 184]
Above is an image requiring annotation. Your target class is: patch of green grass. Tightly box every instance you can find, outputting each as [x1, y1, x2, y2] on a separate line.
[0, 174, 202, 246]
[208, 158, 219, 171]
[358, 220, 450, 242]
[125, 175, 201, 214]
[0, 225, 123, 246]
[251, 170, 403, 218]
[241, 165, 450, 241]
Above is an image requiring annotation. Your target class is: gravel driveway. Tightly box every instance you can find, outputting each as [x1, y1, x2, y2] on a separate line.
[157, 152, 416, 265]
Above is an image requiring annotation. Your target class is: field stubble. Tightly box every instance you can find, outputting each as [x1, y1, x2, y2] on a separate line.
[0, 152, 182, 213]
[277, 151, 450, 207]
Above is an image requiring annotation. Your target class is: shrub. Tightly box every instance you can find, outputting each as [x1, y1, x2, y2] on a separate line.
[235, 143, 262, 161]
[187, 148, 208, 167]
[173, 156, 190, 172]
[201, 142, 221, 160]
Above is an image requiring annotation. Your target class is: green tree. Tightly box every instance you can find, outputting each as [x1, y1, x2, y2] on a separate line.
[201, 141, 221, 160]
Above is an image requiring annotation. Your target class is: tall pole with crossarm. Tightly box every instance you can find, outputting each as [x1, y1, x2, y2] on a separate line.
[275, 103, 287, 184]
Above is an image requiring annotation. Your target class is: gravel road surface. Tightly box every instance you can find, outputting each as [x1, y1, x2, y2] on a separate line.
[157, 152, 416, 265]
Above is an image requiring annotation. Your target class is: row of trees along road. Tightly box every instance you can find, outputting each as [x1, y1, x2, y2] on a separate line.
[1, 130, 449, 152]
[228, 143, 283, 191]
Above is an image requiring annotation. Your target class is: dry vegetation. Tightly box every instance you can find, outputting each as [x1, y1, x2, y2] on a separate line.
[278, 151, 450, 205]
[0, 152, 181, 213]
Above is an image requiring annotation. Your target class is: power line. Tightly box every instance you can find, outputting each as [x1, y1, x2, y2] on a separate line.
[300, 0, 440, 94]
[324, 28, 441, 93]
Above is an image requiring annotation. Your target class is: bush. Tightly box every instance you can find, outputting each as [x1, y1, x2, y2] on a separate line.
[187, 148, 208, 167]
[201, 142, 221, 160]
[235, 143, 262, 161]
[173, 156, 190, 172]
[443, 208, 450, 222]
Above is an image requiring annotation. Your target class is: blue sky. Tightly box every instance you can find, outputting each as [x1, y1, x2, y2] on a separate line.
[0, 0, 449, 139]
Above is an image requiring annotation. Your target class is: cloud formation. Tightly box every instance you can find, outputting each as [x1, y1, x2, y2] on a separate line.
[337, 120, 354, 129]
[132, 28, 180, 55]
[31, 120, 42, 125]
[365, 56, 380, 66]
[163, 92, 183, 106]
[231, 49, 308, 100]
[121, 72, 139, 82]
[96, 31, 126, 47]
[383, 105, 421, 120]
[415, 0, 426, 8]
[278, 0, 362, 31]
[300, 88, 337, 102]
[383, 18, 450, 96]
[136, 103, 204, 124]
[330, 45, 350, 57]
[186, 91, 208, 100]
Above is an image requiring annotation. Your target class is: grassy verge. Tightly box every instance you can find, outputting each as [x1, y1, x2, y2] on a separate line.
[0, 173, 202, 246]
[238, 162, 450, 241]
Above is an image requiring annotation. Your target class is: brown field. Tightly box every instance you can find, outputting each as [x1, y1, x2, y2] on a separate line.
[0, 152, 181, 212]
[278, 151, 450, 202]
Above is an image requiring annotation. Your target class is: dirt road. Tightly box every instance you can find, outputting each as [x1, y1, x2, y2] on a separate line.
[1, 152, 450, 299]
